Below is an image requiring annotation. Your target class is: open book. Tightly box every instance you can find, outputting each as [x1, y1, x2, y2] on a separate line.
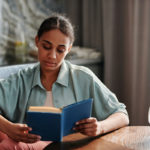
[26, 98, 93, 141]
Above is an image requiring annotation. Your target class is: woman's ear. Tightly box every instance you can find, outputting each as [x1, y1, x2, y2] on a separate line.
[68, 44, 72, 52]
[35, 36, 39, 47]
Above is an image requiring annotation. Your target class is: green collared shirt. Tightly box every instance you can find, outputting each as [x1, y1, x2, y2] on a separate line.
[0, 60, 127, 123]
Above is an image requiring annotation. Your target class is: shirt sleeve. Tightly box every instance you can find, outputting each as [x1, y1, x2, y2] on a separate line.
[0, 74, 21, 122]
[91, 75, 128, 121]
[0, 64, 44, 123]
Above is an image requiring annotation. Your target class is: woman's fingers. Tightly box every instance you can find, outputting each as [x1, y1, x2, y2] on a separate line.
[75, 118, 97, 130]
[75, 122, 96, 130]
[20, 133, 41, 143]
[20, 125, 41, 143]
[18, 124, 32, 132]
[76, 118, 97, 125]
[14, 132, 41, 143]
[74, 117, 101, 136]
[9, 123, 41, 143]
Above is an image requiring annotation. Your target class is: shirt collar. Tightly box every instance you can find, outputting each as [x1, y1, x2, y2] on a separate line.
[32, 60, 69, 88]
[55, 60, 69, 87]
[32, 63, 44, 89]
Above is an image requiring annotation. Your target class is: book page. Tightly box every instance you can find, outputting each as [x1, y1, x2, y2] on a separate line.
[28, 106, 62, 113]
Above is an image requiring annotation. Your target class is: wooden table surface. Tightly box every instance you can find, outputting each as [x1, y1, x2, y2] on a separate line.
[44, 126, 150, 150]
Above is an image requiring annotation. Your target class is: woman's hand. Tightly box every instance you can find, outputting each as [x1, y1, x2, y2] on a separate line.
[74, 113, 129, 137]
[5, 122, 41, 143]
[74, 117, 102, 136]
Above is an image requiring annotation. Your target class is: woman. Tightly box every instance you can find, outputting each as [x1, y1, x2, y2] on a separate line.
[0, 14, 129, 149]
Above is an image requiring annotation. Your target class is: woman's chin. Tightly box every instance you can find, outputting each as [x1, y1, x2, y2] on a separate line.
[43, 65, 59, 72]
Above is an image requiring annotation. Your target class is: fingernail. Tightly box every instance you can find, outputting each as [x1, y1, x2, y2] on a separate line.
[24, 124, 28, 127]
[76, 122, 79, 125]
[29, 128, 32, 131]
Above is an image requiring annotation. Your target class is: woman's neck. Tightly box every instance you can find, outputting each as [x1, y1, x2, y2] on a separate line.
[40, 69, 60, 91]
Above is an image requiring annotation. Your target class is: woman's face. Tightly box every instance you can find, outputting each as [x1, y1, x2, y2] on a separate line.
[36, 29, 72, 72]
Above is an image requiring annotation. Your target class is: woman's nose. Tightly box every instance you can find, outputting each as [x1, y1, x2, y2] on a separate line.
[48, 49, 56, 59]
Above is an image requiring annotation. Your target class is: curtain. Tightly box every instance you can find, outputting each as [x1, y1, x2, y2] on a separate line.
[64, 0, 150, 125]
[63, 0, 103, 51]
[103, 0, 150, 125]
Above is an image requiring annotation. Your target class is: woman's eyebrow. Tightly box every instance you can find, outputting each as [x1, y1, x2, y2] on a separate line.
[43, 40, 66, 48]
[43, 40, 52, 45]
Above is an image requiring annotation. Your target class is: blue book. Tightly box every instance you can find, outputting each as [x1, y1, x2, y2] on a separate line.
[26, 98, 93, 141]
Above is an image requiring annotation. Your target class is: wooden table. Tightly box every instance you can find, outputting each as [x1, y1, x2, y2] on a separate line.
[44, 126, 150, 150]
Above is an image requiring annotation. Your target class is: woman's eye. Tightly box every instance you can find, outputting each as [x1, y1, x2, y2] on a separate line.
[43, 45, 51, 50]
[57, 49, 65, 53]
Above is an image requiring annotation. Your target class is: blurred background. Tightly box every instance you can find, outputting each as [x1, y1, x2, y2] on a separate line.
[0, 0, 149, 125]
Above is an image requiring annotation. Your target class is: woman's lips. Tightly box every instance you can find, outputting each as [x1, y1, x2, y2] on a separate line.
[44, 61, 57, 67]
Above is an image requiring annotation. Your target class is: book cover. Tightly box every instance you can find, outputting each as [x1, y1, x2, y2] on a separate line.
[26, 98, 93, 141]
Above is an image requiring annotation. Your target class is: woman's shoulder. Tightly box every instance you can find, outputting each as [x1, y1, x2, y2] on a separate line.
[0, 63, 39, 88]
[65, 60, 95, 78]
[3, 63, 39, 82]
[19, 63, 39, 75]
